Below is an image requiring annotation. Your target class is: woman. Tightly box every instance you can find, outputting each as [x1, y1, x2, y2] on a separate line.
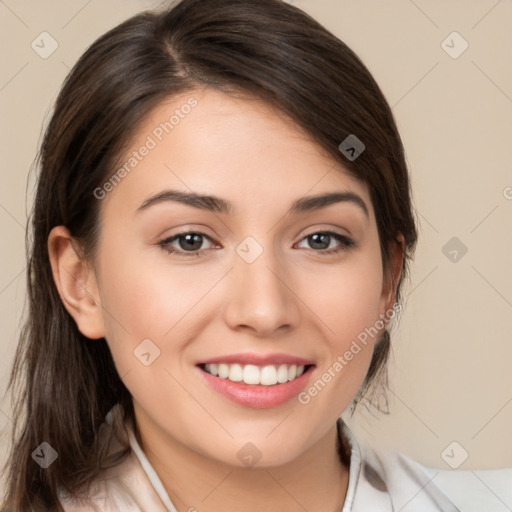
[2, 0, 510, 510]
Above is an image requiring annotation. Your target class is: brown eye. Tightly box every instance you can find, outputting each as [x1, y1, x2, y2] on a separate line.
[176, 233, 205, 251]
[158, 232, 215, 257]
[297, 232, 355, 254]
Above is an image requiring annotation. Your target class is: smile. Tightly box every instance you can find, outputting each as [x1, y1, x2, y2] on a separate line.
[201, 363, 307, 386]
[196, 354, 316, 409]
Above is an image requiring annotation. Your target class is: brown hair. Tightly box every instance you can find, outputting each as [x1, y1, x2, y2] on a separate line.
[2, 0, 417, 509]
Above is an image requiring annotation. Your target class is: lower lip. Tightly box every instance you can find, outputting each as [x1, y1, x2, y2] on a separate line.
[197, 365, 314, 409]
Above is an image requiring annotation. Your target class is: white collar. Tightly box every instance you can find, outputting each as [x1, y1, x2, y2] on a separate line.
[124, 411, 362, 511]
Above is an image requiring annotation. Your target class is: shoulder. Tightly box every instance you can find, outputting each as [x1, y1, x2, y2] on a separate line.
[57, 451, 138, 511]
[366, 447, 511, 511]
[58, 405, 170, 511]
[340, 422, 512, 512]
[421, 461, 512, 512]
[58, 450, 169, 512]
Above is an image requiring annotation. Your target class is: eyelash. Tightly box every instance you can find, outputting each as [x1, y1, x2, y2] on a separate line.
[157, 230, 356, 258]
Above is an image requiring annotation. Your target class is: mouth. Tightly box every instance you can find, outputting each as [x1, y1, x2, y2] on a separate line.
[199, 362, 312, 385]
[195, 354, 316, 409]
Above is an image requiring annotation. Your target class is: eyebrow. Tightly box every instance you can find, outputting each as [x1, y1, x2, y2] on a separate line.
[136, 189, 369, 217]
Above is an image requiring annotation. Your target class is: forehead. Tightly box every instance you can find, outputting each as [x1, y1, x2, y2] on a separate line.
[101, 87, 373, 220]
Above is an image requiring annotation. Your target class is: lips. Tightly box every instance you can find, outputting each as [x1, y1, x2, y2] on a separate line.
[196, 352, 316, 408]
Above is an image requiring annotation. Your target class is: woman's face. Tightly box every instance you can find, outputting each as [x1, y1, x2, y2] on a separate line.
[87, 87, 398, 467]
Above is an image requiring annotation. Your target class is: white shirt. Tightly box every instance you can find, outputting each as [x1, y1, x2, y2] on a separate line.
[59, 405, 512, 511]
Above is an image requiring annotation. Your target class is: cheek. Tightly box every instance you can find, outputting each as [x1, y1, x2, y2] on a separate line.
[306, 253, 385, 348]
[296, 247, 386, 412]
[94, 243, 222, 369]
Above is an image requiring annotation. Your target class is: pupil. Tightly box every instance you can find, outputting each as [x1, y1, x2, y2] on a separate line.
[181, 233, 202, 251]
[310, 233, 329, 249]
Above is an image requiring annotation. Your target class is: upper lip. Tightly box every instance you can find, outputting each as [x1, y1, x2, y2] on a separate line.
[197, 352, 315, 367]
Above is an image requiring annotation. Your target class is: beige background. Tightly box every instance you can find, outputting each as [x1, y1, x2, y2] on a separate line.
[1, 0, 511, 488]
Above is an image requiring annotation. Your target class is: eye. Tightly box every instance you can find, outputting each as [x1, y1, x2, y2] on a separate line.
[296, 231, 355, 254]
[158, 231, 216, 257]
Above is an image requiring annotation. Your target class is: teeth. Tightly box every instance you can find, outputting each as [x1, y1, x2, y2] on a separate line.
[218, 364, 229, 379]
[203, 363, 306, 385]
[243, 364, 260, 385]
[260, 365, 277, 386]
[229, 363, 243, 382]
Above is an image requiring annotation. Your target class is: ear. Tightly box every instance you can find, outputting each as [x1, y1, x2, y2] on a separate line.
[380, 232, 405, 317]
[48, 225, 106, 339]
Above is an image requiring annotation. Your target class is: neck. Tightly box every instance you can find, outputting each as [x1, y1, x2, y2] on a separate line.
[135, 414, 350, 512]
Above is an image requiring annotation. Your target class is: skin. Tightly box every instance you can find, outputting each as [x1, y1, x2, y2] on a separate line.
[49, 87, 403, 512]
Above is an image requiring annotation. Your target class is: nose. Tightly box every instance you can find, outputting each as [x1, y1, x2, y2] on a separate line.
[222, 245, 300, 338]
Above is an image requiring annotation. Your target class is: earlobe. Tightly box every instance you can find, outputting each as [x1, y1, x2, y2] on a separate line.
[48, 226, 105, 340]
